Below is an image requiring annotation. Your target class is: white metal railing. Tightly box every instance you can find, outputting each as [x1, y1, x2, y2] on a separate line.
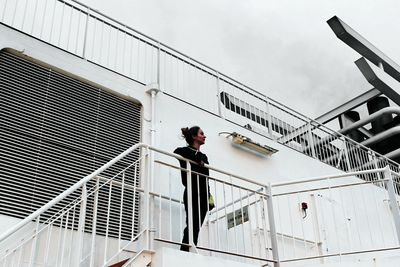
[271, 167, 400, 265]
[1, 0, 398, 180]
[1, 143, 400, 266]
[0, 143, 149, 267]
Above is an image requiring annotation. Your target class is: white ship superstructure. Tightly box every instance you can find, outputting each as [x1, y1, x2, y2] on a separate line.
[0, 1, 400, 267]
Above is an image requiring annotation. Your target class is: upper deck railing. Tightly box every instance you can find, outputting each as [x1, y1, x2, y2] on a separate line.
[1, 0, 399, 176]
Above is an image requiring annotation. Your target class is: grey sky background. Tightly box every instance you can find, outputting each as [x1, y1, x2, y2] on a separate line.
[81, 0, 400, 119]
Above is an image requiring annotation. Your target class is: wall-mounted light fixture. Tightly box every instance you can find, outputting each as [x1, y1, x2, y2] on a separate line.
[219, 132, 278, 156]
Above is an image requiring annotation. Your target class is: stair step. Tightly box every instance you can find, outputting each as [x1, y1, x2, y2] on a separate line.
[108, 258, 129, 267]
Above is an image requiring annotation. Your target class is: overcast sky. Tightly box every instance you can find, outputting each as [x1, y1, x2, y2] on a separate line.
[80, 0, 400, 119]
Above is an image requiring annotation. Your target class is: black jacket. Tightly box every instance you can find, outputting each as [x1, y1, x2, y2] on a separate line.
[174, 146, 210, 199]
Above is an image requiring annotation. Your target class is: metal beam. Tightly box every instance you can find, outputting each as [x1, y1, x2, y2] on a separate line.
[314, 88, 381, 124]
[355, 57, 400, 106]
[327, 16, 400, 83]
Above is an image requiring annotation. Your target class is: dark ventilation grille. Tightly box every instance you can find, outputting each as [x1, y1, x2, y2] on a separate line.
[0, 50, 141, 239]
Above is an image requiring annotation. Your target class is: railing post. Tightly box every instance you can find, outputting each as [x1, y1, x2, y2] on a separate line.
[384, 166, 400, 244]
[307, 122, 316, 158]
[186, 160, 196, 252]
[265, 97, 274, 139]
[28, 215, 41, 267]
[266, 183, 280, 267]
[76, 184, 88, 266]
[342, 138, 352, 172]
[143, 147, 152, 250]
[89, 177, 100, 267]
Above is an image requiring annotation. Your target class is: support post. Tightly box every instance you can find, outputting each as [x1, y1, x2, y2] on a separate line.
[384, 166, 400, 244]
[307, 122, 316, 158]
[266, 183, 280, 267]
[265, 97, 274, 139]
[186, 160, 196, 252]
[76, 184, 88, 266]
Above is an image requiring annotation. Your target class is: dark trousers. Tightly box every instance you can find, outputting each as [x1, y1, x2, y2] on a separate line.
[180, 189, 208, 251]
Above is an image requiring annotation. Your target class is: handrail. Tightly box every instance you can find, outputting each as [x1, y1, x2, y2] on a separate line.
[271, 167, 387, 187]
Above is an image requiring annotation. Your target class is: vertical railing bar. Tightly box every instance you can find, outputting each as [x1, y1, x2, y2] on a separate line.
[342, 138, 352, 172]
[229, 175, 239, 253]
[28, 215, 41, 267]
[21, 0, 28, 30]
[186, 160, 195, 251]
[82, 7, 91, 58]
[206, 176, 212, 252]
[121, 26, 127, 74]
[253, 192, 262, 257]
[214, 179, 220, 250]
[48, 0, 57, 43]
[307, 122, 316, 158]
[238, 187, 246, 255]
[143, 40, 148, 82]
[103, 180, 113, 264]
[246, 189, 254, 256]
[89, 15, 97, 61]
[169, 168, 173, 241]
[39, 0, 48, 38]
[55, 214, 65, 267]
[216, 72, 222, 117]
[118, 172, 126, 250]
[30, 0, 39, 35]
[260, 195, 270, 259]
[44, 224, 53, 266]
[158, 185, 162, 239]
[60, 211, 71, 267]
[157, 42, 161, 86]
[67, 205, 77, 267]
[266, 183, 280, 267]
[136, 39, 140, 80]
[131, 163, 138, 238]
[276, 194, 285, 258]
[1, 0, 9, 22]
[66, 5, 74, 51]
[74, 8, 82, 54]
[76, 184, 87, 266]
[11, 0, 19, 27]
[129, 34, 134, 78]
[98, 21, 104, 63]
[113, 26, 120, 70]
[57, 1, 66, 47]
[89, 177, 100, 267]
[197, 172, 202, 247]
[106, 24, 112, 67]
[222, 181, 229, 252]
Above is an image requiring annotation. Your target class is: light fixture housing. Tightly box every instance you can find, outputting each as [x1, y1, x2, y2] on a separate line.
[220, 132, 278, 156]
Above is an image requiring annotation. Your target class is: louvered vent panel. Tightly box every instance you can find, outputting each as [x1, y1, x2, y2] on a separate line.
[0, 50, 141, 238]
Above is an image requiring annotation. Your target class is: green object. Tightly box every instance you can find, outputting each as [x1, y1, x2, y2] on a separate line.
[208, 195, 215, 210]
